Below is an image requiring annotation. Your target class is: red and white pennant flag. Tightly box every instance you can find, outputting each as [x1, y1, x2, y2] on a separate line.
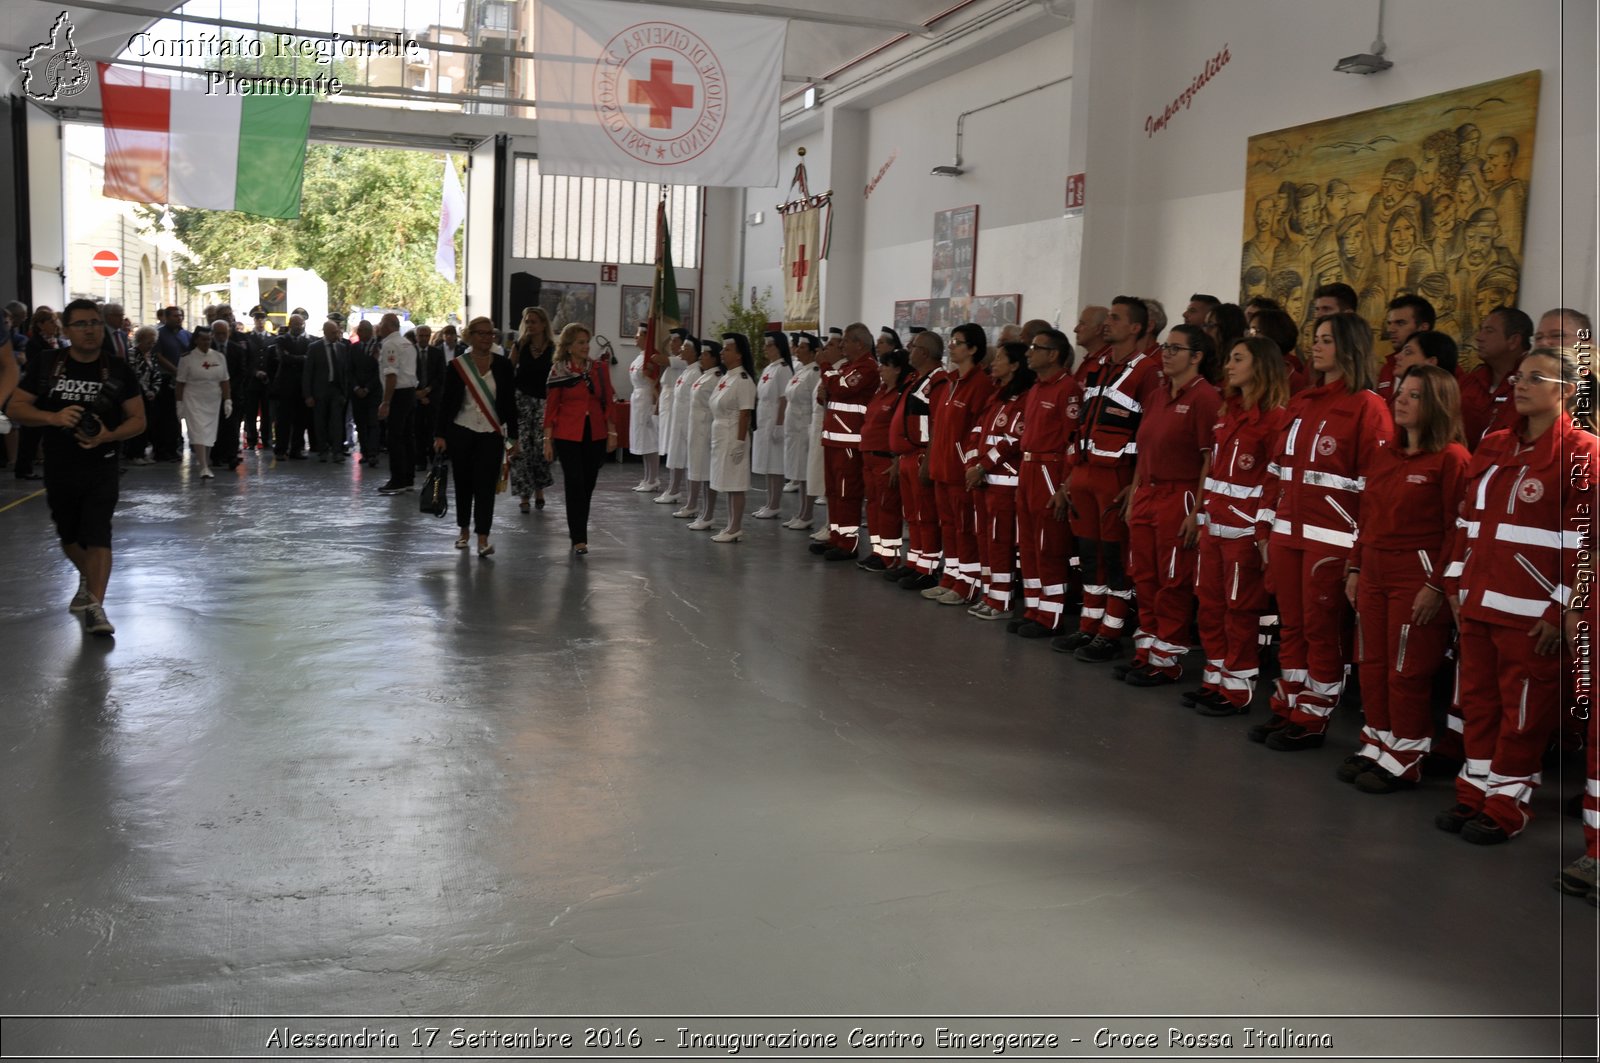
[534, 0, 785, 188]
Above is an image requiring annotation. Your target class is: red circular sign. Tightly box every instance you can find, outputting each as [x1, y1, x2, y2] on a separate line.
[593, 21, 725, 167]
[92, 250, 120, 277]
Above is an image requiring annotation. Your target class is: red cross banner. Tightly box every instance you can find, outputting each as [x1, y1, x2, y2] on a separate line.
[781, 204, 821, 330]
[534, 0, 786, 187]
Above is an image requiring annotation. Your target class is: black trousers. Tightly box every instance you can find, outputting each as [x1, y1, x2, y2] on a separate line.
[386, 388, 416, 485]
[214, 409, 242, 464]
[351, 398, 379, 461]
[242, 389, 270, 447]
[553, 430, 607, 544]
[13, 424, 42, 476]
[414, 397, 437, 470]
[271, 396, 309, 456]
[150, 386, 182, 460]
[311, 392, 346, 457]
[447, 423, 504, 535]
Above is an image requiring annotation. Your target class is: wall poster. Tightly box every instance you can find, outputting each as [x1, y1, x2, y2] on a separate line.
[538, 280, 598, 337]
[931, 204, 978, 299]
[1241, 71, 1539, 358]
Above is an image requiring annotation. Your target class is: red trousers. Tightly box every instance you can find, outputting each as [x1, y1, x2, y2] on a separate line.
[935, 480, 980, 597]
[1068, 462, 1133, 638]
[976, 485, 1018, 611]
[863, 452, 903, 563]
[1270, 541, 1351, 730]
[1354, 547, 1451, 780]
[823, 446, 864, 551]
[1196, 531, 1269, 707]
[898, 458, 941, 574]
[1018, 459, 1072, 630]
[1455, 618, 1561, 836]
[1126, 482, 1197, 673]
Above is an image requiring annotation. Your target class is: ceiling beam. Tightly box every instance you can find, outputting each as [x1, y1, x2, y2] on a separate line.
[599, 0, 940, 39]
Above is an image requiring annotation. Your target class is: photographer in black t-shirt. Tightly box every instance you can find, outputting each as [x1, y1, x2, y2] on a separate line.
[8, 299, 146, 636]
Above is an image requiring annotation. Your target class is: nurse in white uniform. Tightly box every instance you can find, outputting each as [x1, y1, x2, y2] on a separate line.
[666, 337, 704, 517]
[626, 327, 661, 493]
[653, 328, 689, 504]
[781, 332, 820, 529]
[174, 324, 231, 480]
[685, 339, 722, 530]
[750, 330, 793, 521]
[708, 332, 758, 543]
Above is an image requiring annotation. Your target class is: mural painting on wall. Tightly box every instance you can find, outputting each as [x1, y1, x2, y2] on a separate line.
[538, 280, 598, 337]
[1241, 70, 1538, 361]
[621, 285, 695, 340]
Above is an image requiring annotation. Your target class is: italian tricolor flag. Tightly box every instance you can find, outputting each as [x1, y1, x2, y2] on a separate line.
[99, 63, 312, 219]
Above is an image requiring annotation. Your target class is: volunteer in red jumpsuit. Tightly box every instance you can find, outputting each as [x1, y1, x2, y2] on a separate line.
[1341, 364, 1470, 791]
[1439, 347, 1598, 843]
[1121, 324, 1222, 685]
[889, 331, 948, 590]
[1459, 306, 1532, 450]
[811, 323, 878, 561]
[964, 340, 1034, 619]
[1192, 336, 1291, 715]
[1255, 312, 1394, 751]
[1058, 296, 1164, 661]
[1012, 329, 1082, 637]
[860, 348, 910, 571]
[925, 323, 995, 604]
[1374, 294, 1436, 406]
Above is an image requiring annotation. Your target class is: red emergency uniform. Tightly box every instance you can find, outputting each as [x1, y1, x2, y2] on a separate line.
[1126, 374, 1221, 675]
[819, 354, 878, 552]
[930, 365, 995, 598]
[970, 388, 1026, 611]
[1350, 442, 1470, 780]
[1260, 378, 1394, 732]
[1443, 419, 1597, 836]
[1068, 346, 1164, 640]
[1458, 364, 1518, 451]
[861, 381, 907, 564]
[1197, 399, 1291, 708]
[890, 367, 948, 575]
[1284, 352, 1310, 396]
[1017, 371, 1083, 630]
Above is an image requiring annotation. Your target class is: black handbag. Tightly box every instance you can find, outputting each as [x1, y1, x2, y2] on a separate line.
[420, 456, 449, 517]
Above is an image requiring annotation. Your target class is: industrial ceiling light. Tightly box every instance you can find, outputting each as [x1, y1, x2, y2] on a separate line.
[1335, 0, 1393, 74]
[930, 164, 963, 177]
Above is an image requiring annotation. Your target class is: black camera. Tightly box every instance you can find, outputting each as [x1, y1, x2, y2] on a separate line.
[76, 410, 103, 437]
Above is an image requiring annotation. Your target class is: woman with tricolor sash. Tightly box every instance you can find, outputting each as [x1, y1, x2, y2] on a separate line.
[434, 316, 519, 558]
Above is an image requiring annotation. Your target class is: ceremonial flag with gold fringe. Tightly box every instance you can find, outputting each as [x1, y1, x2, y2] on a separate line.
[641, 198, 679, 381]
[777, 160, 828, 330]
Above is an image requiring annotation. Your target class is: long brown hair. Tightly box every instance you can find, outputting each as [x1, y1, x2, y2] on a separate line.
[1395, 364, 1465, 452]
[518, 305, 551, 348]
[1528, 346, 1597, 434]
[1227, 336, 1290, 412]
[1313, 312, 1376, 392]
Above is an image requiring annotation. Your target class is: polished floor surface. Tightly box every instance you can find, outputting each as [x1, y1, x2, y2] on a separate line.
[0, 451, 1595, 1057]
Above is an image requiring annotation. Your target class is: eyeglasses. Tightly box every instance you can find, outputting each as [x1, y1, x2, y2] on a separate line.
[1509, 371, 1561, 386]
[66, 320, 105, 329]
[1027, 343, 1057, 353]
[1160, 343, 1195, 354]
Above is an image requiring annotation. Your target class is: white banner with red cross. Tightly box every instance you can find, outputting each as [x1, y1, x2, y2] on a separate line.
[781, 205, 821, 330]
[534, 0, 785, 187]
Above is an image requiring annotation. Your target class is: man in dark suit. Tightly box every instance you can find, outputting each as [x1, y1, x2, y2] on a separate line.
[211, 319, 247, 469]
[239, 307, 273, 449]
[304, 319, 348, 462]
[270, 314, 311, 459]
[346, 320, 382, 466]
[413, 325, 449, 472]
[99, 303, 130, 360]
[151, 305, 190, 461]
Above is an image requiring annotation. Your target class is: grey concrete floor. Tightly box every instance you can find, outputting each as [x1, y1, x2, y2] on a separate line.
[0, 451, 1595, 1057]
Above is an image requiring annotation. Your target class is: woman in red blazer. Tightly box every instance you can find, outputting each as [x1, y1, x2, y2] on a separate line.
[543, 323, 617, 555]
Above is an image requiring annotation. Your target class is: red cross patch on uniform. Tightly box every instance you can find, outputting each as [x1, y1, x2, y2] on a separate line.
[1518, 478, 1544, 503]
[1316, 435, 1337, 456]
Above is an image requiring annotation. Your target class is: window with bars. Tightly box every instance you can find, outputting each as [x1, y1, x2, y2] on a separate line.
[511, 157, 701, 267]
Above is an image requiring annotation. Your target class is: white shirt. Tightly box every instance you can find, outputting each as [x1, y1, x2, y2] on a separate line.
[379, 331, 418, 389]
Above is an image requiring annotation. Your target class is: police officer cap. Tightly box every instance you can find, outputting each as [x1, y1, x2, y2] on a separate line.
[249, 305, 267, 318]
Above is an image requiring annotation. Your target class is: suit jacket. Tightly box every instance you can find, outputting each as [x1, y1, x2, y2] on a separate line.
[304, 337, 348, 398]
[219, 337, 248, 405]
[101, 327, 130, 361]
[418, 345, 448, 394]
[238, 331, 271, 394]
[435, 353, 519, 439]
[345, 339, 382, 400]
[270, 330, 310, 399]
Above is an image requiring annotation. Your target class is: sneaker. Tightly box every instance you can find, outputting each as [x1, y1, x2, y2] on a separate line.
[1193, 697, 1250, 717]
[971, 604, 1006, 621]
[901, 573, 939, 591]
[1180, 686, 1218, 707]
[1264, 723, 1325, 751]
[1433, 803, 1479, 834]
[808, 542, 830, 555]
[824, 547, 858, 562]
[1006, 618, 1028, 634]
[81, 603, 115, 636]
[1460, 814, 1512, 845]
[1246, 715, 1292, 744]
[1123, 667, 1180, 687]
[1016, 621, 1053, 639]
[1556, 855, 1600, 896]
[1073, 636, 1122, 663]
[881, 565, 912, 581]
[1353, 766, 1416, 794]
[1335, 754, 1377, 784]
[653, 492, 683, 504]
[69, 581, 94, 614]
[936, 588, 969, 605]
[921, 584, 949, 600]
[1051, 630, 1094, 654]
[857, 556, 888, 572]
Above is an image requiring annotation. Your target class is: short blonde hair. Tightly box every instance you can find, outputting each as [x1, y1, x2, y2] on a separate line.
[557, 321, 591, 360]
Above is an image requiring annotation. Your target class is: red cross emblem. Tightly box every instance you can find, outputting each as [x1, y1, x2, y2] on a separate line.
[628, 59, 693, 130]
[791, 244, 809, 292]
[201, 360, 215, 370]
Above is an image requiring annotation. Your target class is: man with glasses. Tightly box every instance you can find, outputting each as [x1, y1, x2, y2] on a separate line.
[8, 299, 146, 636]
[811, 323, 878, 559]
[376, 312, 419, 494]
[1010, 329, 1081, 638]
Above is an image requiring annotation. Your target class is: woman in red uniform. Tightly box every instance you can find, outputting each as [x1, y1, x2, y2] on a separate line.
[1439, 346, 1598, 843]
[1340, 365, 1469, 791]
[924, 323, 995, 605]
[965, 340, 1034, 619]
[1255, 312, 1394, 750]
[1192, 336, 1291, 714]
[860, 348, 910, 571]
[1121, 324, 1223, 685]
